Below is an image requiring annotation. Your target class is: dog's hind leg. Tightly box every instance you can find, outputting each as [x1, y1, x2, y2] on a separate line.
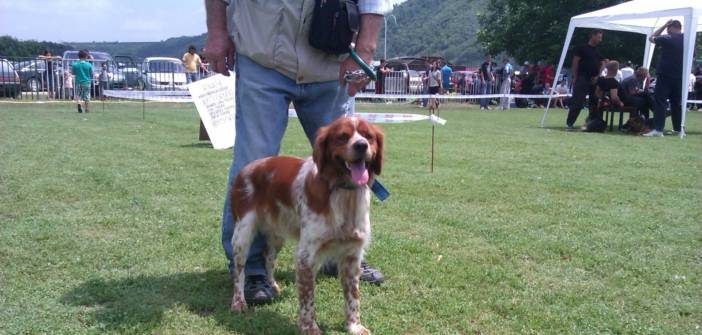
[264, 235, 284, 296]
[230, 212, 257, 312]
[339, 255, 369, 335]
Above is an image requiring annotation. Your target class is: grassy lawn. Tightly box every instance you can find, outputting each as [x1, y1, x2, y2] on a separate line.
[1, 100, 700, 334]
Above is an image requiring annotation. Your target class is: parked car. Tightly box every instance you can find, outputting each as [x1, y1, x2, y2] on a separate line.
[62, 50, 126, 89]
[137, 57, 187, 91]
[13, 58, 64, 92]
[114, 55, 141, 89]
[0, 59, 21, 98]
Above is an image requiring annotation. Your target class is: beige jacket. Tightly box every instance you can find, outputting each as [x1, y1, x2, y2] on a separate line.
[227, 0, 382, 84]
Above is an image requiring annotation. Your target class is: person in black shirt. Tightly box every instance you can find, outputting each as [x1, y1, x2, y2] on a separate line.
[565, 29, 604, 130]
[375, 59, 390, 94]
[621, 67, 652, 120]
[38, 50, 59, 99]
[479, 54, 494, 110]
[643, 20, 684, 137]
[596, 61, 624, 112]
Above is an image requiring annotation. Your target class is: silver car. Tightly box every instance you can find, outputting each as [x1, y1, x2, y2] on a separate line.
[62, 50, 126, 89]
[137, 57, 187, 91]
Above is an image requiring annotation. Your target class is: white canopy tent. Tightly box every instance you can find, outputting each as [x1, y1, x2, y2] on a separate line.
[540, 0, 702, 137]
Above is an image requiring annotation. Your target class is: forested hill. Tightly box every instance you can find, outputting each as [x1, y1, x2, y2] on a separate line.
[67, 0, 488, 65]
[1, 0, 488, 66]
[383, 0, 487, 66]
[70, 34, 207, 60]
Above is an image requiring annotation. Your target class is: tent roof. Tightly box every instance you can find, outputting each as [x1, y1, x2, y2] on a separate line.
[570, 0, 702, 34]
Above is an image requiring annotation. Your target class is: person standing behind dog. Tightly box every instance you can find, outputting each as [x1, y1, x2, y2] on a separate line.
[565, 29, 605, 130]
[71, 50, 93, 113]
[182, 45, 203, 84]
[643, 20, 684, 137]
[204, 0, 386, 306]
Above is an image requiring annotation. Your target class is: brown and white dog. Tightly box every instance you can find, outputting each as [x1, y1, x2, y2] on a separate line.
[228, 116, 384, 335]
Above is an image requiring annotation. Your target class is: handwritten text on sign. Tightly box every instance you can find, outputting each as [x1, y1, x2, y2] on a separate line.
[188, 73, 235, 150]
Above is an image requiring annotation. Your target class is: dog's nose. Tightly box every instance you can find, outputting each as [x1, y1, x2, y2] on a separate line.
[352, 140, 368, 153]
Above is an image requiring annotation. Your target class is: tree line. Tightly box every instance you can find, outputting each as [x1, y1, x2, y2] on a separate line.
[3, 0, 700, 68]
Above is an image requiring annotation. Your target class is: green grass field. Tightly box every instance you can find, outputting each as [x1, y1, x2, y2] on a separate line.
[1, 101, 700, 334]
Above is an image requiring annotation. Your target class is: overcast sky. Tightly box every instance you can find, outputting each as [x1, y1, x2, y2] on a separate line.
[0, 0, 406, 43]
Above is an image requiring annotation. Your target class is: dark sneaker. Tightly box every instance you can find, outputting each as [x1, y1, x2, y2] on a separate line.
[77, 104, 82, 113]
[320, 261, 385, 285]
[360, 262, 384, 284]
[244, 275, 274, 305]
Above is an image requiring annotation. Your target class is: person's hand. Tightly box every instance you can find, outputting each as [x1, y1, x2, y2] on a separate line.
[339, 49, 373, 97]
[204, 32, 235, 75]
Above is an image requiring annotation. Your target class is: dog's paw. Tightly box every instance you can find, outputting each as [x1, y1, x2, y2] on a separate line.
[348, 323, 370, 335]
[230, 296, 247, 312]
[270, 280, 281, 296]
[299, 323, 321, 335]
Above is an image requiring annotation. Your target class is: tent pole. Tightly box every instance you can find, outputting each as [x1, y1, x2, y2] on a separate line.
[541, 22, 576, 128]
[679, 13, 698, 138]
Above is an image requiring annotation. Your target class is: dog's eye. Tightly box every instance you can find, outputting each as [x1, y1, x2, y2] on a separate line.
[360, 132, 374, 143]
[336, 133, 350, 143]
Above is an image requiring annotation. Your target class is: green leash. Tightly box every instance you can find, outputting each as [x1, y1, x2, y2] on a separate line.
[348, 46, 376, 81]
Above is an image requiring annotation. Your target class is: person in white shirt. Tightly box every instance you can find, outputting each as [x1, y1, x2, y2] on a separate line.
[63, 70, 74, 100]
[620, 61, 634, 81]
[554, 80, 569, 108]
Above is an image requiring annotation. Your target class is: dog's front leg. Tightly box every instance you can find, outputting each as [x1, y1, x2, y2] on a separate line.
[339, 255, 370, 335]
[296, 248, 320, 335]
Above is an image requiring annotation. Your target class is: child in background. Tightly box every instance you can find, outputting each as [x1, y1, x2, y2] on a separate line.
[63, 70, 74, 100]
[99, 63, 108, 101]
[72, 49, 93, 113]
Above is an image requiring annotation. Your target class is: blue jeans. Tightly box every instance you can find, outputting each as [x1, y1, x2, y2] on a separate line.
[480, 81, 491, 108]
[186, 72, 199, 83]
[221, 54, 350, 276]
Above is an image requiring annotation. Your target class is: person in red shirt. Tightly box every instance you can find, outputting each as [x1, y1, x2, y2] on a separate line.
[540, 62, 554, 89]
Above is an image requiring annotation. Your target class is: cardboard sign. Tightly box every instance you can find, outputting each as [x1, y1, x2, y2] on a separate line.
[188, 73, 235, 150]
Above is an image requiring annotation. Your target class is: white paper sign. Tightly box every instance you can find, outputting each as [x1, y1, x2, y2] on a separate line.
[188, 72, 236, 150]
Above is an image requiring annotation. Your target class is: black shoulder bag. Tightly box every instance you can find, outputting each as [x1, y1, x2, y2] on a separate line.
[309, 0, 360, 55]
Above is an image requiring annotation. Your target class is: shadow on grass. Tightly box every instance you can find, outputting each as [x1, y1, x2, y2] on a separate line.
[539, 126, 701, 136]
[540, 126, 631, 135]
[61, 269, 301, 334]
[180, 142, 213, 149]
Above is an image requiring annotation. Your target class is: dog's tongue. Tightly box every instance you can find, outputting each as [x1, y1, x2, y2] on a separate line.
[349, 161, 369, 186]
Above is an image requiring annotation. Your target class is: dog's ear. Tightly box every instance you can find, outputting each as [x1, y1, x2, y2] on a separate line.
[313, 125, 330, 171]
[369, 125, 384, 176]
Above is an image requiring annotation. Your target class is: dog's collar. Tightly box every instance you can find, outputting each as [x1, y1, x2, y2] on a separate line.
[333, 180, 363, 190]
